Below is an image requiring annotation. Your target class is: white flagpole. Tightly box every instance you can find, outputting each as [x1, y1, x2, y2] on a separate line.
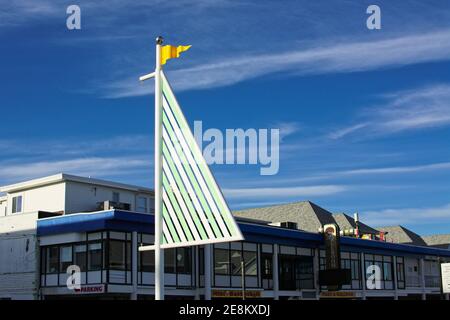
[154, 35, 164, 300]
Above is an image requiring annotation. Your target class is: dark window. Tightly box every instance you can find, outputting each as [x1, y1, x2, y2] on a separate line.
[88, 242, 103, 271]
[126, 241, 131, 270]
[112, 192, 120, 203]
[261, 253, 273, 279]
[165, 249, 176, 273]
[60, 246, 72, 272]
[296, 256, 314, 289]
[280, 254, 315, 290]
[279, 255, 296, 290]
[40, 248, 46, 275]
[339, 252, 361, 290]
[46, 247, 59, 274]
[109, 240, 126, 270]
[176, 248, 192, 274]
[199, 248, 205, 276]
[74, 245, 87, 272]
[396, 257, 406, 289]
[214, 248, 230, 275]
[140, 250, 155, 272]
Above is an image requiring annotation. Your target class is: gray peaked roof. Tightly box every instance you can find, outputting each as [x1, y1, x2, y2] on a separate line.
[377, 225, 427, 246]
[332, 213, 379, 235]
[234, 201, 339, 233]
[422, 234, 450, 249]
[233, 201, 450, 250]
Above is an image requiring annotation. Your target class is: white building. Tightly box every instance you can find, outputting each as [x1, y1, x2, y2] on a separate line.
[0, 174, 154, 300]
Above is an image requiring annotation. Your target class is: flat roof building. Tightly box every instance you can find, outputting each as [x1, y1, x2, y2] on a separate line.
[1, 174, 449, 300]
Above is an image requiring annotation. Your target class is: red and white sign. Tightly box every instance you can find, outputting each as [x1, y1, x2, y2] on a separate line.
[74, 284, 106, 294]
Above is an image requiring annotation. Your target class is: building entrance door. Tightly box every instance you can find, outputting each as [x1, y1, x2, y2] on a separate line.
[279, 256, 296, 290]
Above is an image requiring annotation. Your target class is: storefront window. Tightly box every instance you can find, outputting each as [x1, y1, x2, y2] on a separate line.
[60, 246, 72, 272]
[176, 248, 192, 274]
[396, 257, 405, 289]
[109, 240, 126, 270]
[165, 249, 176, 273]
[244, 251, 257, 276]
[261, 253, 273, 279]
[296, 256, 314, 289]
[230, 250, 242, 276]
[46, 247, 59, 274]
[214, 248, 230, 275]
[74, 245, 87, 272]
[140, 250, 155, 272]
[279, 247, 315, 291]
[88, 242, 103, 271]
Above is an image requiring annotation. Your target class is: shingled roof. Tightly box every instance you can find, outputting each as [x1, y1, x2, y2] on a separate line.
[422, 234, 450, 249]
[377, 225, 427, 246]
[233, 201, 337, 233]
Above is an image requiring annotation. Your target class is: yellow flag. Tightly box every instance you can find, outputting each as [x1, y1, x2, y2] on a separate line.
[161, 45, 191, 65]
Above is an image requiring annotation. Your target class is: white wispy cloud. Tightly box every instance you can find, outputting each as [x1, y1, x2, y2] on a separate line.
[223, 184, 347, 200]
[340, 162, 450, 176]
[271, 122, 301, 141]
[0, 134, 152, 157]
[0, 156, 150, 183]
[0, 134, 155, 185]
[328, 123, 369, 140]
[329, 84, 450, 139]
[105, 30, 450, 98]
[362, 203, 450, 226]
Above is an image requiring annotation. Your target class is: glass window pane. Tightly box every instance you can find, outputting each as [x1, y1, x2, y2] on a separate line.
[88, 242, 103, 271]
[74, 245, 86, 272]
[12, 196, 22, 213]
[165, 249, 176, 273]
[176, 248, 192, 274]
[46, 247, 59, 274]
[126, 241, 131, 270]
[214, 248, 230, 275]
[244, 251, 257, 276]
[230, 250, 242, 276]
[109, 240, 126, 270]
[261, 253, 273, 279]
[383, 262, 392, 281]
[137, 197, 148, 213]
[297, 256, 314, 289]
[112, 192, 120, 203]
[140, 250, 155, 272]
[60, 246, 72, 272]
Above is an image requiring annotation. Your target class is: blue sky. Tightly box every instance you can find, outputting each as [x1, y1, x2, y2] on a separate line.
[1, 0, 450, 235]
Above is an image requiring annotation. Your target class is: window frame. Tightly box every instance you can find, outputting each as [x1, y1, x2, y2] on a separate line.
[12, 195, 23, 214]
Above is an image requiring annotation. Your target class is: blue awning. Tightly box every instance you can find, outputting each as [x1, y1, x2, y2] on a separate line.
[37, 209, 450, 257]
